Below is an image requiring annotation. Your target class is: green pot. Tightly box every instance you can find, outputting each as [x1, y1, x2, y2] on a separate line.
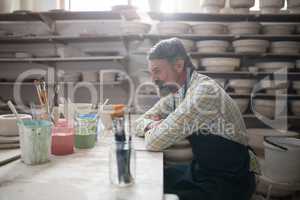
[75, 134, 96, 149]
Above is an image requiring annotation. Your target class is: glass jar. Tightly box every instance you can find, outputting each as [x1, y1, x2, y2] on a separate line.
[109, 140, 136, 187]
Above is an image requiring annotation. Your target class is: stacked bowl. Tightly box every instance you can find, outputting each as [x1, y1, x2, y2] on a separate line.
[233, 98, 249, 114]
[157, 22, 190, 34]
[179, 39, 195, 52]
[255, 62, 295, 72]
[229, 0, 255, 14]
[270, 41, 300, 54]
[260, 80, 289, 94]
[196, 40, 230, 53]
[259, 0, 285, 14]
[262, 24, 295, 35]
[291, 101, 300, 116]
[293, 81, 300, 94]
[192, 23, 227, 35]
[252, 99, 277, 118]
[287, 0, 300, 13]
[121, 22, 151, 34]
[200, 0, 226, 13]
[201, 57, 240, 72]
[228, 22, 261, 35]
[233, 39, 270, 53]
[228, 79, 256, 94]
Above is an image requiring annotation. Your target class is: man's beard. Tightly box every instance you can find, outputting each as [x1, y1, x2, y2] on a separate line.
[154, 80, 179, 97]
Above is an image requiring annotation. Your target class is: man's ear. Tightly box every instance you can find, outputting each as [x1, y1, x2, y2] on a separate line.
[175, 59, 185, 73]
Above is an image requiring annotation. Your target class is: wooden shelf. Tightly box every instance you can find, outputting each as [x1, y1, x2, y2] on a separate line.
[149, 12, 300, 22]
[0, 56, 126, 62]
[197, 71, 300, 80]
[0, 35, 123, 44]
[1, 34, 300, 44]
[146, 34, 300, 42]
[190, 52, 300, 59]
[0, 11, 121, 22]
[229, 93, 300, 100]
[0, 81, 122, 85]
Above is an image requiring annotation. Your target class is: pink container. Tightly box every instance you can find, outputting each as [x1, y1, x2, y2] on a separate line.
[51, 121, 74, 156]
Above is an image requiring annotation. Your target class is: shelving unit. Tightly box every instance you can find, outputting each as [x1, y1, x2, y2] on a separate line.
[0, 10, 299, 130]
[0, 56, 126, 63]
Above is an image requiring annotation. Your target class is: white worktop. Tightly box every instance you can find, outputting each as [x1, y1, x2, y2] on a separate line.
[0, 135, 164, 200]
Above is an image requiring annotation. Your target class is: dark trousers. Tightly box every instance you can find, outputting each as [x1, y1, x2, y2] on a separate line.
[164, 134, 256, 200]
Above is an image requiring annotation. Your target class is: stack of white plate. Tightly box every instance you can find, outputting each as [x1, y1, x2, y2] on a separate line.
[200, 0, 226, 13]
[232, 39, 269, 53]
[260, 80, 289, 94]
[192, 23, 227, 35]
[255, 62, 295, 72]
[62, 72, 81, 82]
[228, 79, 256, 94]
[259, 0, 284, 14]
[270, 41, 300, 54]
[179, 39, 195, 52]
[287, 0, 300, 13]
[252, 99, 276, 118]
[121, 22, 151, 34]
[81, 71, 99, 82]
[291, 101, 300, 115]
[228, 22, 261, 35]
[157, 22, 190, 34]
[201, 57, 240, 72]
[196, 40, 230, 53]
[262, 24, 295, 35]
[229, 0, 255, 14]
[293, 81, 300, 94]
[233, 98, 249, 114]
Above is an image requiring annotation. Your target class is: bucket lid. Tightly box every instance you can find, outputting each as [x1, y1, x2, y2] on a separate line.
[264, 136, 300, 151]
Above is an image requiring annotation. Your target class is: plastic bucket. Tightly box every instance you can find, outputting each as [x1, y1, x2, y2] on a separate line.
[264, 136, 300, 183]
[17, 120, 52, 165]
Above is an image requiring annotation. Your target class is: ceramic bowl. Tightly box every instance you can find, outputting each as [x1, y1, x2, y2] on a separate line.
[157, 22, 190, 34]
[201, 57, 240, 68]
[262, 24, 295, 35]
[259, 0, 284, 9]
[81, 71, 99, 82]
[231, 8, 250, 14]
[271, 41, 300, 54]
[228, 22, 261, 35]
[255, 62, 295, 72]
[288, 7, 300, 13]
[252, 99, 277, 118]
[291, 101, 300, 116]
[287, 0, 300, 7]
[192, 23, 227, 35]
[229, 0, 255, 8]
[293, 81, 300, 94]
[179, 39, 195, 52]
[122, 22, 151, 34]
[233, 98, 249, 114]
[0, 114, 32, 136]
[196, 40, 229, 53]
[233, 39, 269, 53]
[229, 79, 256, 94]
[200, 0, 226, 7]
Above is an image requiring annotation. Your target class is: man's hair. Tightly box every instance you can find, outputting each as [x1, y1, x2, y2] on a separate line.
[147, 37, 195, 69]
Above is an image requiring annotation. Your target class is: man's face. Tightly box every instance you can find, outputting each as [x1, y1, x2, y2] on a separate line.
[148, 59, 182, 96]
